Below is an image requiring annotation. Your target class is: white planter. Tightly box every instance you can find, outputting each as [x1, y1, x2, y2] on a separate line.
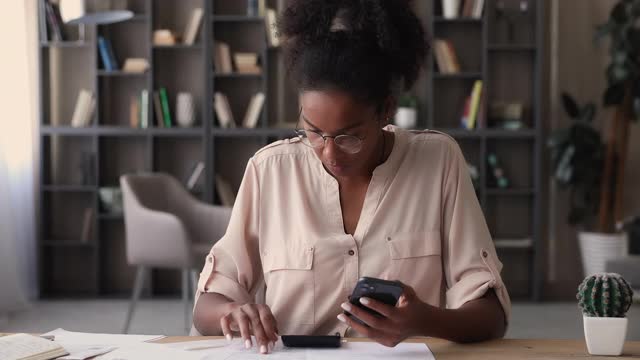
[394, 107, 417, 129]
[442, 0, 461, 19]
[583, 316, 628, 356]
[578, 232, 628, 276]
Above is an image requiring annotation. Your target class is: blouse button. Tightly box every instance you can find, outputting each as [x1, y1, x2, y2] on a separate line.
[387, 237, 392, 241]
[348, 249, 355, 256]
[334, 332, 341, 336]
[482, 250, 488, 258]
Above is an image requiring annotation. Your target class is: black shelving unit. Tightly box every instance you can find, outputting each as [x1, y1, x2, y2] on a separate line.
[426, 0, 543, 300]
[38, 0, 542, 299]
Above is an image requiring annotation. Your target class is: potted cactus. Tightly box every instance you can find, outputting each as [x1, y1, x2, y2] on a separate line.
[577, 273, 634, 356]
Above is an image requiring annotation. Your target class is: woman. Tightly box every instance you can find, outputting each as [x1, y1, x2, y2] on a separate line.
[194, 0, 509, 353]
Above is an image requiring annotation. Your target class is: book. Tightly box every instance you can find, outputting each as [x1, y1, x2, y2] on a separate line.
[265, 8, 280, 47]
[247, 0, 259, 16]
[45, 1, 65, 42]
[242, 92, 266, 128]
[443, 40, 461, 73]
[461, 0, 475, 18]
[213, 42, 233, 74]
[122, 58, 150, 73]
[460, 96, 471, 129]
[159, 88, 173, 127]
[130, 96, 140, 128]
[215, 174, 236, 207]
[186, 161, 205, 190]
[80, 207, 94, 244]
[433, 40, 450, 74]
[467, 80, 483, 129]
[153, 91, 165, 128]
[71, 89, 93, 127]
[472, 0, 485, 19]
[105, 37, 119, 70]
[97, 36, 113, 71]
[140, 89, 149, 129]
[213, 92, 235, 128]
[183, 8, 204, 45]
[0, 333, 68, 360]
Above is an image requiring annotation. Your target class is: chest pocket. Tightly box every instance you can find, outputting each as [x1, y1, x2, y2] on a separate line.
[262, 246, 315, 325]
[386, 231, 443, 295]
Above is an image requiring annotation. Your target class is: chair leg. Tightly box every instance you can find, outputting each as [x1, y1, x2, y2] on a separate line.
[123, 266, 146, 334]
[182, 268, 191, 333]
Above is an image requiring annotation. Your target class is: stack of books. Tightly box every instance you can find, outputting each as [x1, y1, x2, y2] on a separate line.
[153, 88, 174, 128]
[129, 90, 150, 129]
[213, 92, 265, 129]
[460, 80, 484, 130]
[234, 53, 261, 74]
[42, 0, 66, 42]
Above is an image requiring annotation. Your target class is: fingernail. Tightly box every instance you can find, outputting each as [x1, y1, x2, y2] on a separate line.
[225, 334, 232, 343]
[337, 314, 347, 323]
[260, 345, 267, 354]
[245, 339, 252, 349]
[360, 297, 370, 305]
[341, 303, 351, 312]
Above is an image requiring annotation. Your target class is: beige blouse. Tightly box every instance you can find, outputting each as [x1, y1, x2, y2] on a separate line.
[196, 126, 511, 337]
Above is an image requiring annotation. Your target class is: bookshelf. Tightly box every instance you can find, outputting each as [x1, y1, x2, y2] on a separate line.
[38, 0, 543, 300]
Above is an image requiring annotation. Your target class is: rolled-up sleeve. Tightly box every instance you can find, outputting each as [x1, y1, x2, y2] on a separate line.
[194, 158, 263, 307]
[441, 139, 511, 324]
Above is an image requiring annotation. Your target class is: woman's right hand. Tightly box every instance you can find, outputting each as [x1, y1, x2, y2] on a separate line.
[220, 303, 279, 354]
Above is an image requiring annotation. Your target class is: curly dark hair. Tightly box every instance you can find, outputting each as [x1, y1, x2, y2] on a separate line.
[278, 0, 428, 110]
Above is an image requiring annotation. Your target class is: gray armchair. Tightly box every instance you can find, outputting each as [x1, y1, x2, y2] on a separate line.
[120, 173, 231, 334]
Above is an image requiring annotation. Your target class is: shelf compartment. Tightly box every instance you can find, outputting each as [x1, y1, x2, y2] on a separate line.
[98, 137, 148, 187]
[98, 76, 149, 127]
[42, 247, 97, 296]
[153, 137, 203, 185]
[43, 136, 96, 186]
[213, 15, 264, 22]
[42, 191, 96, 246]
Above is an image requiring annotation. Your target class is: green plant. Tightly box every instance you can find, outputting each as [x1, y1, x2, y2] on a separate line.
[594, 0, 640, 232]
[577, 273, 634, 317]
[397, 93, 417, 108]
[548, 92, 604, 227]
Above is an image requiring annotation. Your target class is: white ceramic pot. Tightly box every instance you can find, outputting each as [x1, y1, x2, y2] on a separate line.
[394, 107, 417, 129]
[176, 92, 196, 128]
[442, 0, 461, 19]
[583, 316, 628, 356]
[578, 232, 628, 276]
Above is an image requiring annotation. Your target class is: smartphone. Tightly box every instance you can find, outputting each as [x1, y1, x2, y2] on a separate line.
[281, 335, 341, 348]
[346, 277, 403, 325]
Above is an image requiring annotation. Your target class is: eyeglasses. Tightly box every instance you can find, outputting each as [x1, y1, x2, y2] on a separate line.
[295, 129, 365, 154]
[294, 110, 366, 154]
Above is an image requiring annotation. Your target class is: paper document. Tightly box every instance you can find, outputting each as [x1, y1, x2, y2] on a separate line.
[93, 343, 202, 360]
[42, 328, 165, 346]
[158, 337, 435, 360]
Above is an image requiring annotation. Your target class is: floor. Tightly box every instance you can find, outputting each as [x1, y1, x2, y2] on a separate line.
[2, 300, 639, 340]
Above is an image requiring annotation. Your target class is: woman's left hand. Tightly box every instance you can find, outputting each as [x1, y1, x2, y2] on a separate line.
[337, 282, 432, 347]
